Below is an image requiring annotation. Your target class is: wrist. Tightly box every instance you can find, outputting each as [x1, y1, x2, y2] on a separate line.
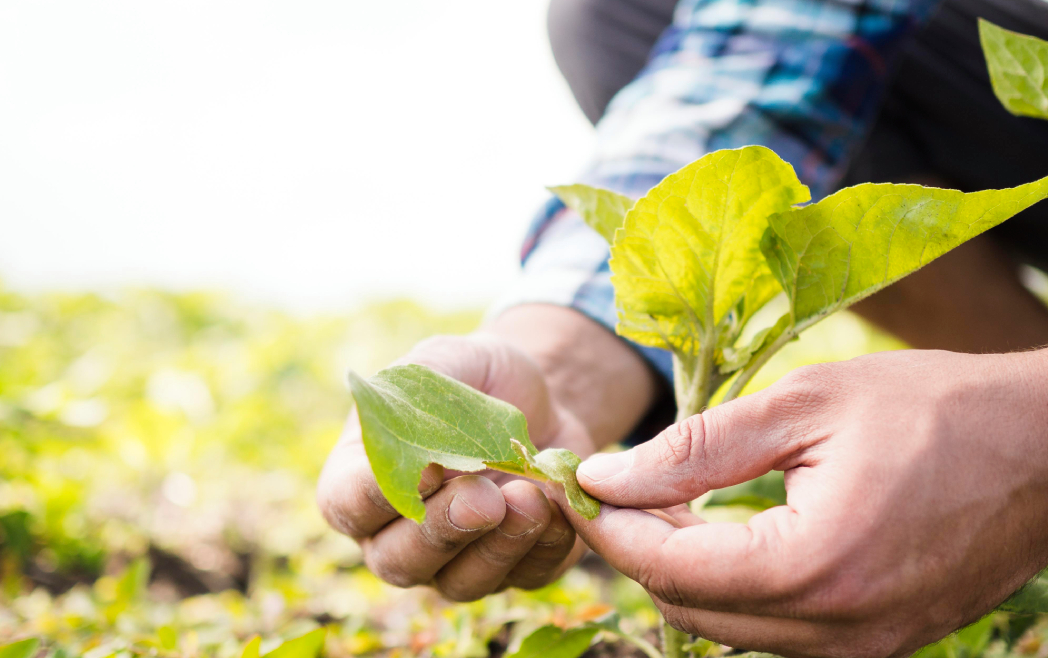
[481, 304, 660, 448]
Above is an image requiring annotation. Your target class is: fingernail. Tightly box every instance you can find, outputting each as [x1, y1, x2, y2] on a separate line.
[498, 503, 541, 538]
[577, 452, 630, 483]
[448, 495, 495, 531]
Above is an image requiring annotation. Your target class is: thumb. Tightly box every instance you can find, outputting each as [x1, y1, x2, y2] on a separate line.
[576, 386, 812, 509]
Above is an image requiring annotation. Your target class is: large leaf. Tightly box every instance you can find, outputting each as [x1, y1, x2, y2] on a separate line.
[507, 625, 599, 658]
[349, 364, 599, 522]
[762, 178, 1048, 332]
[549, 184, 634, 245]
[0, 639, 39, 658]
[609, 146, 809, 356]
[979, 19, 1048, 120]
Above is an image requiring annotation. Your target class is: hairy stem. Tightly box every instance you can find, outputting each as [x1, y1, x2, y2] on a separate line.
[721, 329, 794, 404]
[607, 630, 664, 658]
[662, 619, 690, 658]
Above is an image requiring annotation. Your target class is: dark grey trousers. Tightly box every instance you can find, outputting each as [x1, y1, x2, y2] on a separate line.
[548, 0, 1048, 268]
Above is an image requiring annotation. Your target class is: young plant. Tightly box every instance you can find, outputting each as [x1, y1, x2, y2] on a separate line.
[348, 19, 1048, 658]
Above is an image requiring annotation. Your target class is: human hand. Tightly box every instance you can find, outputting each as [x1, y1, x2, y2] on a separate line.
[317, 333, 587, 601]
[557, 349, 1048, 657]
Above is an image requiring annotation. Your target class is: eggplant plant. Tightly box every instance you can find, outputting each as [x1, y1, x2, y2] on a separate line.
[346, 18, 1048, 658]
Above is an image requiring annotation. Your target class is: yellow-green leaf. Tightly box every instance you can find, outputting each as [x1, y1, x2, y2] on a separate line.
[609, 146, 809, 356]
[240, 636, 261, 658]
[979, 19, 1048, 120]
[762, 178, 1048, 332]
[157, 626, 177, 651]
[549, 184, 634, 244]
[262, 629, 326, 658]
[0, 639, 39, 658]
[507, 625, 599, 658]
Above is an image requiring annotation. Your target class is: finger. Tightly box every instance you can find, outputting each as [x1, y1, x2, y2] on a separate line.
[550, 486, 808, 615]
[317, 429, 444, 538]
[577, 368, 832, 508]
[651, 599, 860, 658]
[649, 504, 704, 528]
[433, 480, 551, 601]
[499, 493, 579, 590]
[363, 475, 506, 588]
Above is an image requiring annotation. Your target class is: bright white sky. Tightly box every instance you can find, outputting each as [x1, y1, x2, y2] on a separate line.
[0, 1, 595, 312]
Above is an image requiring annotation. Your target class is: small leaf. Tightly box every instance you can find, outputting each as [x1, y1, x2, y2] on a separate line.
[157, 626, 177, 651]
[533, 449, 600, 520]
[0, 639, 39, 658]
[262, 629, 326, 658]
[762, 178, 1048, 334]
[609, 146, 807, 356]
[549, 184, 634, 244]
[115, 557, 150, 607]
[240, 637, 261, 658]
[705, 471, 787, 510]
[507, 625, 599, 658]
[999, 571, 1048, 613]
[719, 314, 790, 375]
[979, 19, 1048, 120]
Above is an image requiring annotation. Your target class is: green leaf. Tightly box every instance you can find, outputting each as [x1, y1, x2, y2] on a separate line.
[349, 364, 598, 522]
[609, 146, 808, 356]
[115, 557, 150, 607]
[240, 636, 261, 658]
[912, 614, 995, 658]
[262, 629, 326, 658]
[0, 639, 39, 658]
[157, 626, 177, 651]
[533, 449, 600, 520]
[979, 19, 1048, 120]
[507, 625, 599, 658]
[705, 471, 787, 510]
[763, 178, 1048, 333]
[549, 184, 634, 244]
[1000, 570, 1048, 613]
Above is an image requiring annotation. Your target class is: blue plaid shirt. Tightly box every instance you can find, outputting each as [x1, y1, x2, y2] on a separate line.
[492, 0, 939, 384]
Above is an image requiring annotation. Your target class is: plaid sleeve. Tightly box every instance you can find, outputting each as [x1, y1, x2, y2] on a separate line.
[491, 0, 939, 385]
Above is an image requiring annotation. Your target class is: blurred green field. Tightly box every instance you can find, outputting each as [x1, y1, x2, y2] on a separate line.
[3, 280, 1048, 658]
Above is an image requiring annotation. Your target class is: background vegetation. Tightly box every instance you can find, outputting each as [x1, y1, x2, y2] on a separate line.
[3, 278, 1048, 657]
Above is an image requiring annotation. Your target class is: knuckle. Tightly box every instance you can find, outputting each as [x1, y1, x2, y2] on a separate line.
[365, 552, 421, 589]
[635, 551, 686, 607]
[435, 579, 485, 603]
[659, 414, 707, 469]
[472, 537, 523, 569]
[420, 519, 473, 554]
[845, 627, 903, 658]
[656, 604, 691, 634]
[773, 363, 835, 412]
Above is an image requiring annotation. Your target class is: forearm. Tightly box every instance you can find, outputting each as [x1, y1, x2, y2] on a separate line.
[482, 304, 661, 449]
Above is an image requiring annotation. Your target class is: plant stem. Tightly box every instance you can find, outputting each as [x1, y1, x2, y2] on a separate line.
[665, 353, 719, 658]
[720, 330, 793, 404]
[608, 631, 664, 658]
[662, 619, 690, 658]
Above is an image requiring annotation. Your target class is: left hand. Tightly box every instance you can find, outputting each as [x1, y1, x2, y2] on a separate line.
[553, 349, 1048, 658]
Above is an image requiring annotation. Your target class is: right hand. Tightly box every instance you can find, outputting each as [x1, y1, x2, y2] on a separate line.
[316, 334, 590, 602]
